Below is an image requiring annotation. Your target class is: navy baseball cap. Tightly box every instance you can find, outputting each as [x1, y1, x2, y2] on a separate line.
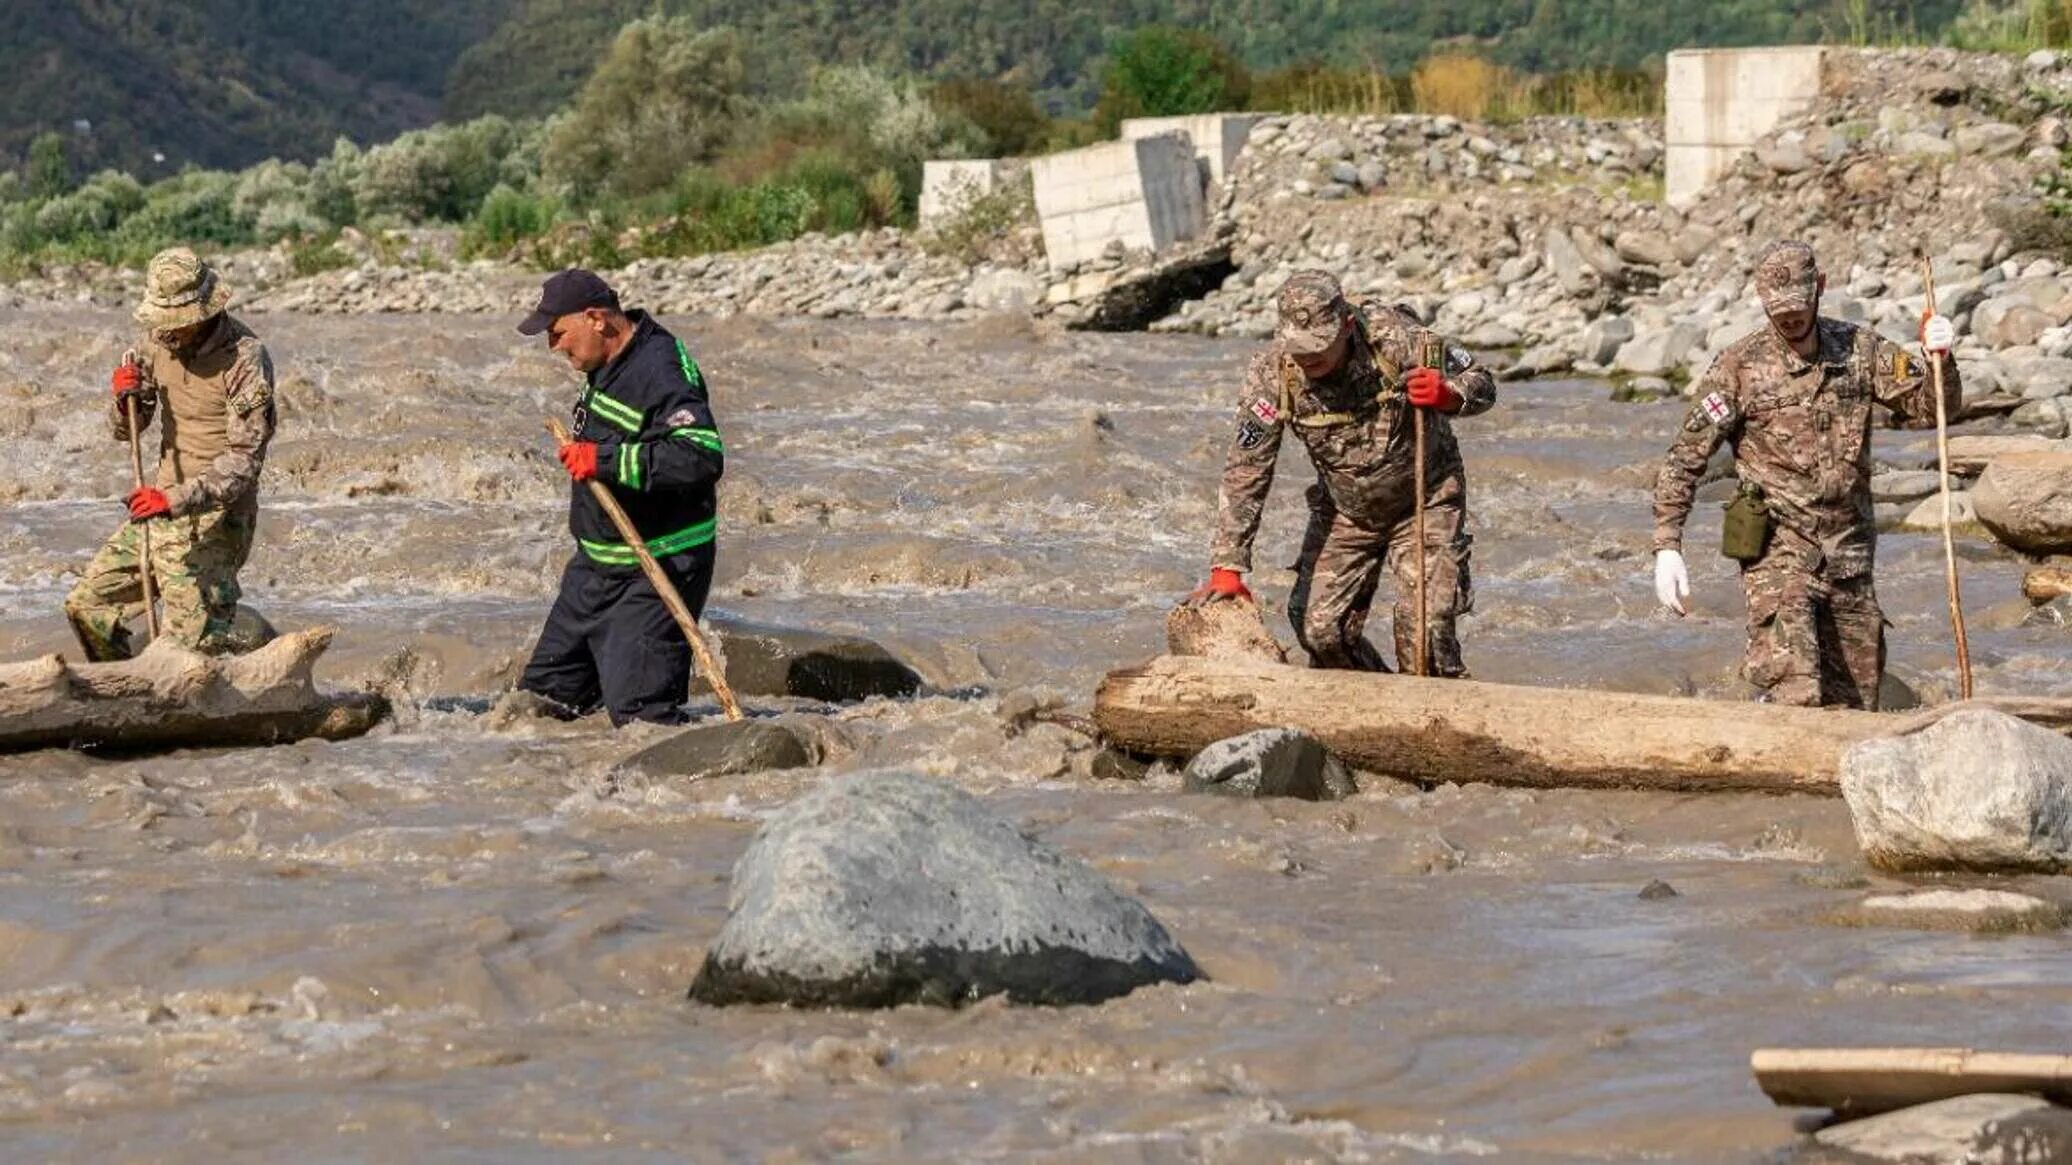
[517, 269, 621, 335]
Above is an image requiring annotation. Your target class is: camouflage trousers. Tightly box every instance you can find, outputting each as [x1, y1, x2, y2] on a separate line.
[1741, 541, 1884, 710]
[1287, 474, 1473, 675]
[64, 499, 258, 662]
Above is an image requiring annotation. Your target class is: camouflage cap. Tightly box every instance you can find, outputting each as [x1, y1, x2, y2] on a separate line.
[1275, 270, 1351, 356]
[1754, 240, 1821, 313]
[134, 247, 231, 330]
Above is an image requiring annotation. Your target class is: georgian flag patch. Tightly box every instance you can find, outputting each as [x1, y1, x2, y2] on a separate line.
[1249, 398, 1279, 424]
[1701, 392, 1734, 424]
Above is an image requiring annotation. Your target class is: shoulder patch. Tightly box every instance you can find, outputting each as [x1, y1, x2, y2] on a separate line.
[1700, 391, 1734, 425]
[1235, 420, 1266, 450]
[665, 408, 701, 429]
[1444, 343, 1473, 374]
[1893, 351, 1915, 380]
[1248, 398, 1279, 424]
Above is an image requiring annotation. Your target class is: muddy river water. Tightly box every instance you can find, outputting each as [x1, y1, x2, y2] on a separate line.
[0, 308, 2065, 1163]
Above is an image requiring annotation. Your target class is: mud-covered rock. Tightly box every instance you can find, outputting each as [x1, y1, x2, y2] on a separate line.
[1183, 728, 1357, 802]
[1807, 1094, 2072, 1164]
[1852, 888, 2066, 932]
[706, 616, 925, 703]
[689, 770, 1200, 1007]
[613, 715, 844, 782]
[1842, 709, 2072, 873]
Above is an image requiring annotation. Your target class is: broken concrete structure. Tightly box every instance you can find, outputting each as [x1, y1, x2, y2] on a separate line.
[1029, 133, 1206, 271]
[1665, 46, 1826, 207]
[919, 159, 1011, 231]
[1120, 113, 1267, 187]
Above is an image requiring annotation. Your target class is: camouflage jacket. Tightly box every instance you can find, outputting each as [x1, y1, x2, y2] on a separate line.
[1652, 318, 1960, 578]
[113, 314, 276, 517]
[1210, 305, 1496, 572]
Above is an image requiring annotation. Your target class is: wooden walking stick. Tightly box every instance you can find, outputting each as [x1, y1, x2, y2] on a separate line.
[547, 418, 743, 722]
[1920, 257, 1974, 699]
[1410, 341, 1436, 677]
[121, 350, 160, 641]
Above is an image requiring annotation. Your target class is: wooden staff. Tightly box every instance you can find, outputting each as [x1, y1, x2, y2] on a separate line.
[547, 418, 742, 722]
[1411, 341, 1435, 677]
[121, 350, 159, 640]
[1920, 258, 1974, 699]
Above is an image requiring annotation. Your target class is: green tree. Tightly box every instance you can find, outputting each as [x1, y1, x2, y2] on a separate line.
[931, 78, 1051, 157]
[541, 16, 748, 202]
[1093, 27, 1251, 134]
[27, 132, 71, 199]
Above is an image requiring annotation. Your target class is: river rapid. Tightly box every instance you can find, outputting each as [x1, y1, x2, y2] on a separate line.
[0, 307, 2065, 1164]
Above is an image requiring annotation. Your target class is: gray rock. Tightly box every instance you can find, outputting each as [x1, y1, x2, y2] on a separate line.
[1813, 1094, 2072, 1164]
[1755, 138, 1812, 174]
[1856, 889, 2066, 932]
[1494, 253, 1540, 287]
[1973, 451, 2072, 554]
[708, 616, 925, 702]
[1463, 322, 1522, 348]
[1614, 323, 1705, 376]
[688, 771, 1201, 1007]
[1953, 122, 2027, 158]
[1355, 161, 1387, 190]
[1974, 299, 2054, 349]
[1314, 183, 1352, 201]
[1842, 708, 2072, 874]
[1614, 230, 1678, 267]
[1328, 161, 1360, 187]
[1544, 228, 1597, 296]
[2012, 397, 2070, 438]
[1897, 130, 1957, 157]
[1183, 728, 1357, 801]
[1870, 470, 1943, 503]
[967, 269, 1044, 314]
[1899, 490, 1974, 531]
[1509, 343, 1573, 379]
[613, 715, 838, 782]
[1672, 225, 1720, 266]
[1571, 230, 1625, 280]
[1579, 315, 1636, 365]
[2029, 49, 2062, 72]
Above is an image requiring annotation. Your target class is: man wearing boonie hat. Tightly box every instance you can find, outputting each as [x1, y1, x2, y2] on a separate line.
[64, 247, 277, 661]
[1651, 240, 1960, 708]
[1193, 270, 1497, 675]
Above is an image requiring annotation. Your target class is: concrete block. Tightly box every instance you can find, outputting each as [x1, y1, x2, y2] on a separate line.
[1666, 46, 1826, 207]
[920, 159, 1007, 230]
[1120, 113, 1268, 186]
[1031, 134, 1206, 271]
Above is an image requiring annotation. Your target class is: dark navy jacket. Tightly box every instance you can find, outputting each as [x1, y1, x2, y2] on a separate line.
[566, 311, 722, 572]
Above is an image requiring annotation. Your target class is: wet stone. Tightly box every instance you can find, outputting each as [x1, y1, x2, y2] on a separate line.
[1638, 879, 1679, 900]
[1183, 728, 1358, 802]
[1842, 709, 2072, 873]
[612, 716, 826, 782]
[706, 616, 925, 703]
[1854, 889, 2066, 932]
[689, 770, 1201, 1008]
[1806, 1094, 2072, 1164]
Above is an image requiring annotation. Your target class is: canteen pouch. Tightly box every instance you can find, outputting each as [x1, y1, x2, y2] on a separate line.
[1721, 481, 1772, 564]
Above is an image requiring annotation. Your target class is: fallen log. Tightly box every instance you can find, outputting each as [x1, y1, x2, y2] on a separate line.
[0, 628, 388, 754]
[1093, 655, 2072, 795]
[1754, 1048, 2072, 1118]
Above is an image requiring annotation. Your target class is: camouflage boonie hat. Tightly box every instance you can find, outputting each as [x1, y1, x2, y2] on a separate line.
[134, 247, 231, 330]
[1754, 240, 1821, 313]
[1276, 270, 1351, 356]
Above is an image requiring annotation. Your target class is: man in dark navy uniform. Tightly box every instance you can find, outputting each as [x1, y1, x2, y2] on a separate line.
[516, 269, 724, 724]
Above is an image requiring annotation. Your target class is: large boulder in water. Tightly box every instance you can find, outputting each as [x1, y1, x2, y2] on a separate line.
[689, 770, 1201, 1008]
[705, 616, 925, 702]
[1809, 1094, 2072, 1163]
[613, 714, 850, 781]
[1841, 709, 2072, 873]
[1973, 451, 2072, 554]
[1183, 728, 1357, 801]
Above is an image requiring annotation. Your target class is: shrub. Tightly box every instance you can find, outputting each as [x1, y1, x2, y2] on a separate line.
[541, 17, 748, 202]
[931, 78, 1051, 157]
[114, 170, 250, 252]
[27, 132, 71, 200]
[33, 170, 146, 243]
[463, 183, 561, 256]
[353, 115, 537, 223]
[1093, 27, 1252, 134]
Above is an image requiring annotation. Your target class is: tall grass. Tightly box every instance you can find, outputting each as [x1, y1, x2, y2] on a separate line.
[1251, 56, 1660, 122]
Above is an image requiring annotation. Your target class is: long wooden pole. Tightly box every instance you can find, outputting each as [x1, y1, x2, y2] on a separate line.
[1410, 345, 1432, 678]
[547, 418, 742, 722]
[121, 351, 159, 640]
[1920, 258, 1974, 699]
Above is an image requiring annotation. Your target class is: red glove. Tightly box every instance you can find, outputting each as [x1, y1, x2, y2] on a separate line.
[1406, 367, 1462, 412]
[111, 363, 143, 400]
[558, 441, 599, 482]
[127, 487, 170, 520]
[1188, 567, 1254, 605]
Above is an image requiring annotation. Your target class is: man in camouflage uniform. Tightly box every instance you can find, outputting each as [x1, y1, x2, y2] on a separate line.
[1652, 240, 1959, 709]
[1194, 270, 1496, 674]
[64, 248, 277, 661]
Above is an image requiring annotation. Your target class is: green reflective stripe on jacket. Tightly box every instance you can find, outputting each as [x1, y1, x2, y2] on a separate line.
[670, 426, 722, 453]
[577, 515, 717, 565]
[587, 390, 643, 433]
[675, 340, 704, 389]
[618, 442, 644, 490]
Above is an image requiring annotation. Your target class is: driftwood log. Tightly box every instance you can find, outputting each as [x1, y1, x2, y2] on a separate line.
[1093, 655, 2072, 796]
[1754, 1048, 2072, 1117]
[0, 628, 388, 754]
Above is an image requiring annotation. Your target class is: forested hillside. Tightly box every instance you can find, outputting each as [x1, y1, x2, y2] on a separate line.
[5, 0, 1972, 172]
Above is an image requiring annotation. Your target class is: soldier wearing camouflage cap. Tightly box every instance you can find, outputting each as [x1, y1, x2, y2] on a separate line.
[1192, 271, 1497, 674]
[64, 247, 278, 661]
[1651, 240, 1960, 708]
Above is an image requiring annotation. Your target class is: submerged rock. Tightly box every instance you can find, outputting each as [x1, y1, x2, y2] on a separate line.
[1841, 709, 2072, 873]
[613, 715, 847, 782]
[1853, 889, 2066, 932]
[689, 771, 1200, 1008]
[1809, 1094, 2072, 1164]
[706, 616, 925, 703]
[1183, 728, 1357, 801]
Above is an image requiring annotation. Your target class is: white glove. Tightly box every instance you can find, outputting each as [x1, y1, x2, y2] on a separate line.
[1654, 549, 1690, 617]
[1921, 314, 1955, 354]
